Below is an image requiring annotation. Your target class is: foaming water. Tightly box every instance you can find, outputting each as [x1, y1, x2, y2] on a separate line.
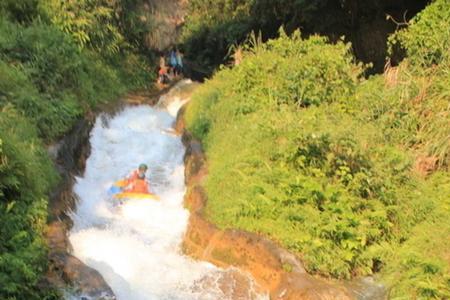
[69, 92, 266, 300]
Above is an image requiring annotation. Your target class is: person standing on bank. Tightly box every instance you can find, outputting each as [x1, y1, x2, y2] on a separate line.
[169, 48, 177, 75]
[159, 54, 166, 69]
[175, 49, 184, 76]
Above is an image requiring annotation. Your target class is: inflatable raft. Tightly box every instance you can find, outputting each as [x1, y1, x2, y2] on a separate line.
[108, 180, 159, 200]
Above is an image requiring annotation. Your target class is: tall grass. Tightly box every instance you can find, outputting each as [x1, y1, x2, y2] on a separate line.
[184, 1, 450, 297]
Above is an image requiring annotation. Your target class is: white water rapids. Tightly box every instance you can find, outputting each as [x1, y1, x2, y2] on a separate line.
[68, 83, 267, 300]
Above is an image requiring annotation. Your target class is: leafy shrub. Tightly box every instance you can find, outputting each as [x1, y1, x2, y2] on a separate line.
[0, 19, 133, 140]
[389, 0, 450, 67]
[0, 0, 38, 23]
[116, 1, 155, 50]
[187, 30, 362, 127]
[0, 61, 82, 140]
[0, 20, 125, 100]
[112, 51, 155, 90]
[182, 0, 429, 74]
[0, 107, 59, 300]
[185, 11, 450, 296]
[186, 32, 391, 278]
[246, 30, 362, 107]
[38, 0, 124, 55]
[12, 23, 85, 95]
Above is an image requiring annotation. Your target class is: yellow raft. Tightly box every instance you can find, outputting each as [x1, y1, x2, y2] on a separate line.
[111, 180, 159, 201]
[113, 179, 129, 188]
[114, 192, 159, 200]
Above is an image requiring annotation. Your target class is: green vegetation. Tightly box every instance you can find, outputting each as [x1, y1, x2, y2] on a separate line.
[0, 108, 59, 300]
[389, 0, 450, 68]
[181, 0, 428, 74]
[185, 0, 450, 298]
[0, 1, 155, 298]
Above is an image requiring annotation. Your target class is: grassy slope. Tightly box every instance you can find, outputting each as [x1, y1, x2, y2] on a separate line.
[184, 1, 450, 298]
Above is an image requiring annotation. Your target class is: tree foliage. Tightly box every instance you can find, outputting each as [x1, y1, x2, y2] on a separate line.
[181, 0, 428, 74]
[0, 0, 39, 23]
[0, 108, 59, 300]
[39, 0, 124, 55]
[389, 0, 450, 67]
[38, 0, 156, 56]
[0, 1, 156, 298]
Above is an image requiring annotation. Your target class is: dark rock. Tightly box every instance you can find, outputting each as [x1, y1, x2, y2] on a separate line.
[46, 116, 116, 299]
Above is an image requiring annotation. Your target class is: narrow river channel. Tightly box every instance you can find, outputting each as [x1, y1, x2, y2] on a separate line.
[68, 82, 268, 300]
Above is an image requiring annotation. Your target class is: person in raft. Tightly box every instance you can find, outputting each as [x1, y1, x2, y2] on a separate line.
[123, 163, 151, 194]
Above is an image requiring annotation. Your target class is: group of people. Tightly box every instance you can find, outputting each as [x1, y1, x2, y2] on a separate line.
[158, 48, 184, 85]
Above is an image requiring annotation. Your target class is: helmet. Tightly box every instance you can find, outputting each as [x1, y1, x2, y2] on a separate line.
[138, 163, 148, 171]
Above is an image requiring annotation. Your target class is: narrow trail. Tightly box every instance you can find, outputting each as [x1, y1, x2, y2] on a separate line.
[68, 81, 267, 300]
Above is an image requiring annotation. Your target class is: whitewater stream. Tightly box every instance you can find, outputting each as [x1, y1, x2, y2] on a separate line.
[68, 82, 267, 300]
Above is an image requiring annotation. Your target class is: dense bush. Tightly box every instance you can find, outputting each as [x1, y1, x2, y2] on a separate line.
[0, 1, 156, 298]
[0, 108, 59, 300]
[186, 33, 390, 279]
[0, 15, 153, 140]
[180, 0, 251, 74]
[181, 0, 428, 74]
[389, 0, 450, 67]
[0, 59, 82, 141]
[39, 0, 156, 58]
[0, 0, 38, 23]
[185, 1, 450, 297]
[39, 0, 124, 55]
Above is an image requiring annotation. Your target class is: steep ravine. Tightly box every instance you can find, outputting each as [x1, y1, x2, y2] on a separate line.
[59, 80, 267, 300]
[45, 93, 158, 299]
[47, 81, 386, 300]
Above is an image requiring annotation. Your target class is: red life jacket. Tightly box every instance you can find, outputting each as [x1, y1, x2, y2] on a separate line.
[127, 178, 150, 194]
[127, 170, 140, 183]
[126, 170, 150, 194]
